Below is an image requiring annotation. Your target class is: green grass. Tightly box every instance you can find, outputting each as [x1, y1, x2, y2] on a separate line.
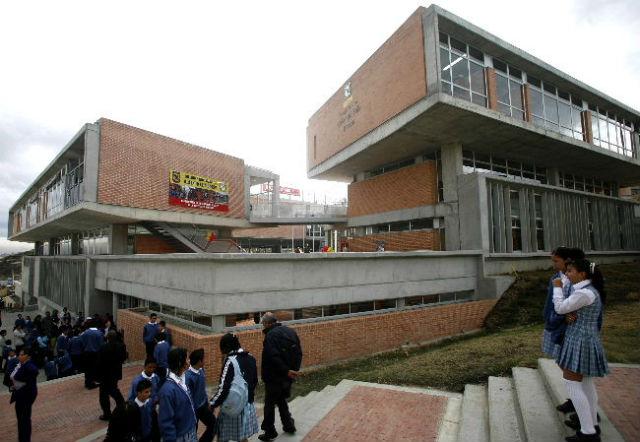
[256, 262, 640, 401]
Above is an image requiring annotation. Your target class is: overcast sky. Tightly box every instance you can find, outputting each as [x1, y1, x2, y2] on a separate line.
[1, 0, 639, 253]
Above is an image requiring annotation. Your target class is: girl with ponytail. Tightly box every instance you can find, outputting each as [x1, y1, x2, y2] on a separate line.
[552, 259, 608, 441]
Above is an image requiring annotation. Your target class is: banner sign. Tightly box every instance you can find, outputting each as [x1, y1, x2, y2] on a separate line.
[169, 170, 229, 212]
[260, 183, 301, 196]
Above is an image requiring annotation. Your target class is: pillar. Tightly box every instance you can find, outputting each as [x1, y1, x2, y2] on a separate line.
[485, 68, 498, 111]
[271, 178, 280, 218]
[212, 315, 226, 332]
[110, 224, 128, 255]
[440, 143, 463, 250]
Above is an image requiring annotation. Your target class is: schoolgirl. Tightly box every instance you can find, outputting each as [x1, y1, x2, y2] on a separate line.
[553, 258, 608, 442]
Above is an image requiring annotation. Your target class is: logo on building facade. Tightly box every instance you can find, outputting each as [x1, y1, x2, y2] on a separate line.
[169, 170, 229, 212]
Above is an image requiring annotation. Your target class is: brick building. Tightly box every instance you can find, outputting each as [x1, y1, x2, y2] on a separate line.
[308, 5, 640, 253]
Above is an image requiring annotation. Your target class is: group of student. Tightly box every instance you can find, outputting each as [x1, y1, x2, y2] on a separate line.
[124, 311, 302, 442]
[542, 247, 609, 442]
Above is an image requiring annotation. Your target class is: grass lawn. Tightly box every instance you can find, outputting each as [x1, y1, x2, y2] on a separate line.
[272, 301, 640, 400]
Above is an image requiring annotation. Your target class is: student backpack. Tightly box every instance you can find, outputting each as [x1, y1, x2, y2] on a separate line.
[220, 355, 248, 417]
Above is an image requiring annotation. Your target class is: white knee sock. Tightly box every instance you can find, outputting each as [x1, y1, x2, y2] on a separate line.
[581, 376, 599, 424]
[564, 379, 595, 435]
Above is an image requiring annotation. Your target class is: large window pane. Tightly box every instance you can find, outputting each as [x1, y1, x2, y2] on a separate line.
[453, 86, 470, 101]
[572, 108, 583, 134]
[441, 80, 452, 95]
[544, 95, 558, 124]
[498, 102, 511, 117]
[469, 62, 485, 94]
[440, 48, 451, 82]
[598, 117, 608, 142]
[452, 56, 470, 89]
[529, 89, 543, 117]
[496, 75, 509, 104]
[472, 94, 487, 107]
[510, 81, 523, 110]
[558, 101, 571, 128]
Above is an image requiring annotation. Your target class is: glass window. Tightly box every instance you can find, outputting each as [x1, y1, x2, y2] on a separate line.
[572, 107, 583, 134]
[440, 48, 451, 82]
[405, 296, 423, 306]
[439, 32, 448, 45]
[544, 95, 558, 124]
[350, 301, 375, 313]
[411, 218, 434, 230]
[324, 304, 349, 316]
[389, 221, 410, 232]
[470, 62, 485, 94]
[509, 66, 522, 80]
[527, 75, 541, 88]
[496, 75, 509, 104]
[558, 101, 572, 128]
[493, 59, 507, 73]
[450, 37, 466, 53]
[530, 88, 543, 118]
[374, 299, 397, 310]
[469, 46, 483, 62]
[510, 81, 523, 110]
[452, 55, 470, 89]
[510, 190, 522, 251]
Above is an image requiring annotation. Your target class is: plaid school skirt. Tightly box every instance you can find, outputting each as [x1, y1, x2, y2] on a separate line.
[541, 329, 561, 358]
[556, 332, 609, 377]
[217, 402, 259, 442]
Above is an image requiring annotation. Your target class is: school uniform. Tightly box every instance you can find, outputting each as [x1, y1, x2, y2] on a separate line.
[142, 322, 159, 358]
[81, 327, 104, 388]
[106, 398, 159, 442]
[553, 280, 608, 377]
[158, 371, 198, 442]
[11, 359, 39, 442]
[153, 340, 170, 385]
[186, 366, 215, 442]
[57, 352, 73, 378]
[3, 356, 18, 388]
[128, 371, 160, 403]
[56, 333, 70, 355]
[542, 272, 571, 358]
[69, 335, 84, 373]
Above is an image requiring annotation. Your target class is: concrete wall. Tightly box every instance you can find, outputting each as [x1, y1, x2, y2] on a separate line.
[97, 118, 247, 219]
[119, 298, 496, 383]
[306, 7, 427, 171]
[95, 252, 483, 319]
[484, 251, 640, 275]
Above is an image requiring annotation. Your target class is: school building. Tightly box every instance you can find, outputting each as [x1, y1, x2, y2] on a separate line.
[6, 5, 640, 373]
[309, 5, 640, 254]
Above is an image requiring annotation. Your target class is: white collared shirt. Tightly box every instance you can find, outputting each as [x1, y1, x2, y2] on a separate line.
[135, 397, 149, 407]
[140, 371, 156, 380]
[553, 279, 596, 314]
[188, 366, 201, 375]
[168, 371, 189, 396]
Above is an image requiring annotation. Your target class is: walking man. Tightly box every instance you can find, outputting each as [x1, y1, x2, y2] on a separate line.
[10, 348, 39, 442]
[98, 330, 128, 420]
[81, 319, 104, 389]
[143, 313, 159, 359]
[258, 312, 303, 441]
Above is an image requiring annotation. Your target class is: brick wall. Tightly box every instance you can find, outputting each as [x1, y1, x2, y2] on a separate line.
[118, 299, 496, 383]
[347, 230, 442, 252]
[348, 161, 438, 218]
[134, 235, 178, 254]
[97, 119, 246, 219]
[307, 8, 427, 171]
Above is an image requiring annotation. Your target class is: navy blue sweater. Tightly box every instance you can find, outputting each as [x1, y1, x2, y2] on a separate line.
[69, 336, 84, 356]
[81, 328, 104, 353]
[185, 367, 207, 409]
[154, 341, 170, 369]
[142, 323, 159, 344]
[158, 376, 197, 442]
[56, 334, 70, 354]
[128, 372, 160, 403]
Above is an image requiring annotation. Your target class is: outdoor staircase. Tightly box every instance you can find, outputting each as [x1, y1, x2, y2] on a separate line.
[249, 358, 625, 441]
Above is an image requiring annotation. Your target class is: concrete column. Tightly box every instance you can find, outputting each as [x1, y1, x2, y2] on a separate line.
[271, 178, 280, 218]
[581, 110, 594, 144]
[440, 143, 463, 250]
[84, 258, 95, 315]
[212, 315, 226, 332]
[523, 84, 532, 122]
[110, 224, 128, 255]
[32, 257, 41, 304]
[547, 167, 561, 186]
[421, 8, 439, 96]
[83, 123, 100, 203]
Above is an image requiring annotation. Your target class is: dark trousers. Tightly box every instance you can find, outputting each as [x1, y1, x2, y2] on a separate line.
[15, 397, 35, 442]
[196, 404, 216, 442]
[71, 354, 83, 373]
[84, 351, 98, 387]
[261, 381, 294, 434]
[99, 379, 125, 417]
[145, 341, 156, 359]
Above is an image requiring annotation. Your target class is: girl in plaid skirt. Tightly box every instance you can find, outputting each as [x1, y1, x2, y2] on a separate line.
[553, 259, 608, 442]
[211, 334, 259, 442]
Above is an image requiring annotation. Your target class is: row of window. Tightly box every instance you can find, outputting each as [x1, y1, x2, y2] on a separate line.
[462, 151, 548, 184]
[344, 218, 441, 238]
[558, 173, 616, 196]
[439, 32, 637, 158]
[364, 158, 415, 179]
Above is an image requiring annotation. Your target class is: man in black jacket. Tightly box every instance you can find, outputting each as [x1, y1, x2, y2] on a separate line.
[258, 312, 302, 442]
[98, 330, 128, 420]
[10, 347, 39, 442]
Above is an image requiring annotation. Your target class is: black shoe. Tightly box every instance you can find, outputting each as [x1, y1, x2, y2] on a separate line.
[565, 430, 600, 442]
[564, 419, 600, 435]
[557, 399, 576, 413]
[258, 433, 278, 441]
[283, 418, 296, 434]
[569, 412, 601, 423]
[99, 414, 111, 421]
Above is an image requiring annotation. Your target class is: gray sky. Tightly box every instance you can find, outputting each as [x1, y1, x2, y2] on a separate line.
[1, 0, 639, 253]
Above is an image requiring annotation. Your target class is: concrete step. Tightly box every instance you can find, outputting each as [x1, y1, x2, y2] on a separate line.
[457, 384, 488, 442]
[537, 358, 625, 442]
[512, 367, 564, 442]
[487, 376, 525, 442]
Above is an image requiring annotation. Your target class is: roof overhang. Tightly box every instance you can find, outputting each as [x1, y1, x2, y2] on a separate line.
[308, 93, 640, 186]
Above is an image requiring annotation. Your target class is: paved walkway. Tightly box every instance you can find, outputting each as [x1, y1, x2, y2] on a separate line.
[596, 364, 640, 442]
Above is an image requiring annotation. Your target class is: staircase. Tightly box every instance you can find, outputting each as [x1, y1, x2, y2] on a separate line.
[455, 358, 623, 442]
[249, 359, 625, 441]
[141, 222, 245, 253]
